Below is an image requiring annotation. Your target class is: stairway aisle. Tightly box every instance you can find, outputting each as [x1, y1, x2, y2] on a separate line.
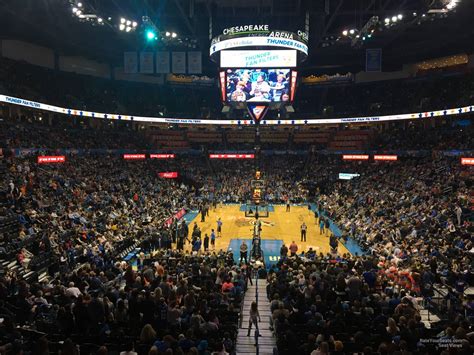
[236, 279, 276, 355]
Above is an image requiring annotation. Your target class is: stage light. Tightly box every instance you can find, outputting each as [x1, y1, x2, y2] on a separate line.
[384, 18, 390, 24]
[72, 7, 78, 13]
[119, 24, 125, 31]
[349, 29, 355, 35]
[446, 0, 459, 10]
[165, 31, 171, 37]
[126, 20, 131, 26]
[413, 12, 417, 16]
[146, 30, 156, 40]
[77, 2, 82, 7]
[97, 17, 103, 23]
[132, 21, 137, 27]
[126, 26, 131, 32]
[342, 30, 348, 36]
[108, 17, 112, 21]
[397, 14, 403, 20]
[392, 16, 398, 22]
[171, 32, 177, 38]
[367, 34, 372, 38]
[120, 18, 126, 24]
[76, 10, 82, 16]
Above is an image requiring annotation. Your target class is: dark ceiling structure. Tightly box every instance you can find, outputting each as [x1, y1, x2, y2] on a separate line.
[0, 0, 473, 75]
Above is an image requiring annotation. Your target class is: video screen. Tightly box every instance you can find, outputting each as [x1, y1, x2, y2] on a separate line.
[226, 69, 291, 103]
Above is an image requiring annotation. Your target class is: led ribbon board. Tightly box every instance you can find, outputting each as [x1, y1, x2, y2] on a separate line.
[150, 154, 175, 159]
[374, 155, 398, 161]
[220, 50, 297, 68]
[210, 36, 308, 57]
[209, 154, 255, 159]
[1, 94, 472, 126]
[158, 172, 179, 178]
[37, 156, 66, 164]
[461, 157, 474, 165]
[342, 155, 369, 160]
[123, 154, 146, 160]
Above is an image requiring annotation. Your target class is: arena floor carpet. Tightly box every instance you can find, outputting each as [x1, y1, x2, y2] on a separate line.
[185, 204, 350, 257]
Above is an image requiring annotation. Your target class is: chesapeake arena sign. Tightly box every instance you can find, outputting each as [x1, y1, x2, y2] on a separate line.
[221, 25, 307, 42]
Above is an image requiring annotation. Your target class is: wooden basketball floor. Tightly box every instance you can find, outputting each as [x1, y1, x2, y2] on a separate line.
[184, 205, 350, 256]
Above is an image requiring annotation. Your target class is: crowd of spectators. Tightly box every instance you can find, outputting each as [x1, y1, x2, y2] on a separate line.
[266, 156, 473, 354]
[0, 101, 473, 355]
[1, 154, 258, 354]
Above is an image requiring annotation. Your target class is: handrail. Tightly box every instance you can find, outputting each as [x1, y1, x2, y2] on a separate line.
[255, 269, 259, 355]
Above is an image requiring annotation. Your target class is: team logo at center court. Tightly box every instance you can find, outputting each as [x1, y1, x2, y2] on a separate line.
[235, 217, 275, 227]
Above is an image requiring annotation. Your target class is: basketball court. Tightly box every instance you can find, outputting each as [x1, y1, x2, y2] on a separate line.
[183, 204, 350, 262]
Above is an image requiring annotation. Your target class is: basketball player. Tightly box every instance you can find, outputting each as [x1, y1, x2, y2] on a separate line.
[217, 218, 223, 238]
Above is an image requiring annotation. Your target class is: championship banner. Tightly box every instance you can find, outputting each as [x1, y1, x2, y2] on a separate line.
[172, 52, 186, 74]
[366, 48, 382, 72]
[124, 52, 138, 74]
[140, 52, 154, 74]
[37, 156, 66, 164]
[187, 51, 202, 74]
[156, 51, 170, 74]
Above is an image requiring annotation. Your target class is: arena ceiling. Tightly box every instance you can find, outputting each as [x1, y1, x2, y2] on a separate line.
[0, 0, 473, 75]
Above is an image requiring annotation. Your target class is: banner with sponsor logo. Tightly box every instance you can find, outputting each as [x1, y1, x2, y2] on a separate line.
[172, 52, 186, 74]
[164, 208, 186, 227]
[302, 72, 353, 86]
[156, 52, 170, 74]
[124, 52, 138, 74]
[38, 156, 66, 164]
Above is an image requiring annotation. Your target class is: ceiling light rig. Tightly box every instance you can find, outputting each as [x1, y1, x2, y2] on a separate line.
[323, 1, 462, 49]
[68, 1, 138, 31]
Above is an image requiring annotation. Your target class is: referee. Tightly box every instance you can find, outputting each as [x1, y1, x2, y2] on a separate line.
[300, 222, 307, 242]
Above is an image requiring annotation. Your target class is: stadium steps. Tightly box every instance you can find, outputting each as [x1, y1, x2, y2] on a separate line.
[415, 297, 441, 329]
[235, 279, 276, 355]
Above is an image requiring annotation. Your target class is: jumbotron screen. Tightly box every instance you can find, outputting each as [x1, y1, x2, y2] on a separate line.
[226, 68, 291, 103]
